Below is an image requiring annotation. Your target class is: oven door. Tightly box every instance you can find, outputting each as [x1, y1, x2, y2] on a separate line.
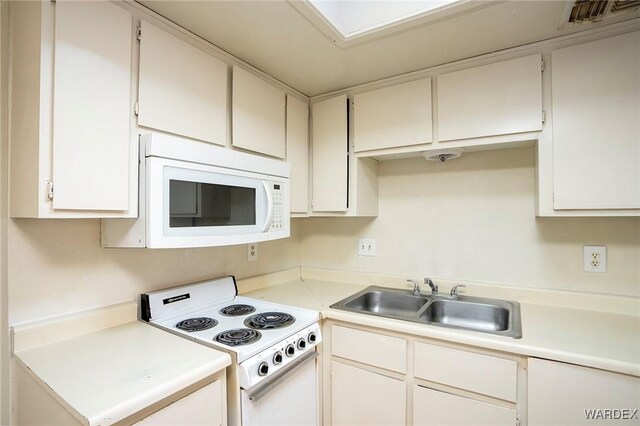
[146, 157, 273, 248]
[241, 351, 319, 426]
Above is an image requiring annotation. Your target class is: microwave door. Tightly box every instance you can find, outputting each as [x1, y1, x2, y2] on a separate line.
[261, 181, 273, 232]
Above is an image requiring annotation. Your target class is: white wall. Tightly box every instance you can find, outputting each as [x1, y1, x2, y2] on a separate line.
[7, 220, 302, 325]
[299, 147, 640, 297]
[0, 1, 10, 422]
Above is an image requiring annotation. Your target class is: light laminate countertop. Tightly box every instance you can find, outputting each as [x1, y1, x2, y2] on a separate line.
[13, 305, 231, 426]
[242, 275, 640, 377]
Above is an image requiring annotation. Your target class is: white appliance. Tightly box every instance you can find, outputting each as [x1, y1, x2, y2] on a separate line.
[101, 133, 290, 248]
[141, 276, 321, 426]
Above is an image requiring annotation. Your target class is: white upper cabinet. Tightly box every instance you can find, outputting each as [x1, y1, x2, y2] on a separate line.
[52, 0, 132, 211]
[551, 31, 640, 211]
[232, 66, 286, 158]
[138, 21, 227, 146]
[286, 96, 310, 214]
[311, 95, 349, 212]
[9, 0, 136, 217]
[353, 78, 432, 152]
[437, 54, 543, 142]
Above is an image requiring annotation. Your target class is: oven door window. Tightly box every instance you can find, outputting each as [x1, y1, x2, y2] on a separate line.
[163, 166, 268, 236]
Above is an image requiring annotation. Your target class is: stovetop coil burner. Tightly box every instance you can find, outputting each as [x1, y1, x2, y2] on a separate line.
[175, 317, 218, 332]
[244, 312, 295, 330]
[214, 328, 262, 346]
[219, 304, 256, 317]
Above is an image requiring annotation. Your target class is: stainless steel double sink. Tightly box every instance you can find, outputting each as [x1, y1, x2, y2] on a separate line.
[330, 286, 522, 338]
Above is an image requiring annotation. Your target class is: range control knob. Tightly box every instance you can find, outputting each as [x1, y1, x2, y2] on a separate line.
[308, 332, 317, 343]
[297, 338, 306, 350]
[258, 361, 269, 376]
[285, 343, 295, 357]
[273, 351, 283, 365]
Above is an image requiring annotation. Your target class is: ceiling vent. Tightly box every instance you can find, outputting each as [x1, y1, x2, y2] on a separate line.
[562, 0, 640, 25]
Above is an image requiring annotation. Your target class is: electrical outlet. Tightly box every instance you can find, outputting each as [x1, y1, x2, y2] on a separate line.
[358, 238, 376, 257]
[584, 245, 606, 273]
[248, 243, 258, 261]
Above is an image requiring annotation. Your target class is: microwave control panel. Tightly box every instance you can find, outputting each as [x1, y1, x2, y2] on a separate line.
[270, 183, 285, 231]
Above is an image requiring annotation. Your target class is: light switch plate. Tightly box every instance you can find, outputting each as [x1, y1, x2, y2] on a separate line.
[583, 245, 606, 273]
[358, 238, 376, 256]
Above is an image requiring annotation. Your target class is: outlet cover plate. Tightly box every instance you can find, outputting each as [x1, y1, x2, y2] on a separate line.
[248, 243, 258, 261]
[583, 245, 606, 273]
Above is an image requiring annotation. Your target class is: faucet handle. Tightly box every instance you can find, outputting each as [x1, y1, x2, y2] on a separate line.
[450, 285, 466, 297]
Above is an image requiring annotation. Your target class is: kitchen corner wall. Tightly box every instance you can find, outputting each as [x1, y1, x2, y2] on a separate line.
[7, 220, 303, 325]
[298, 147, 640, 297]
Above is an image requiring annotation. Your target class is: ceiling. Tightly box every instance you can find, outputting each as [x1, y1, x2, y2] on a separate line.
[137, 0, 639, 97]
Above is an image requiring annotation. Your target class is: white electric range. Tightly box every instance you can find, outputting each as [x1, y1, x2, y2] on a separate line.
[141, 276, 321, 426]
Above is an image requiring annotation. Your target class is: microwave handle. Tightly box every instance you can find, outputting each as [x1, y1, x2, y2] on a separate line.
[262, 181, 273, 232]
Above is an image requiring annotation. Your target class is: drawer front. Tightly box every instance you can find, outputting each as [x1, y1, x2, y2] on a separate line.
[414, 342, 517, 402]
[135, 380, 223, 426]
[413, 385, 516, 426]
[332, 325, 407, 373]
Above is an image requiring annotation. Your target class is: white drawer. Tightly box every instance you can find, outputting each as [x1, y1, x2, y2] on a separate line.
[331, 325, 406, 373]
[414, 342, 517, 402]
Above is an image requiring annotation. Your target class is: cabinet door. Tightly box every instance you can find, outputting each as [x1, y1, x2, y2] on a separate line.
[233, 66, 286, 158]
[135, 380, 223, 426]
[528, 358, 640, 426]
[52, 0, 132, 210]
[354, 78, 432, 152]
[552, 32, 640, 210]
[437, 54, 542, 142]
[287, 95, 310, 214]
[138, 21, 227, 146]
[311, 95, 348, 212]
[413, 386, 515, 426]
[331, 361, 405, 426]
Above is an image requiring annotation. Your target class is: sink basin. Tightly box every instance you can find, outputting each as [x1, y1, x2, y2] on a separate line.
[344, 289, 428, 319]
[331, 287, 428, 321]
[420, 298, 511, 332]
[330, 286, 522, 339]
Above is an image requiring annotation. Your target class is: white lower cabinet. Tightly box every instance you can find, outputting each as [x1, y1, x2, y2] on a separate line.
[325, 322, 524, 426]
[413, 386, 516, 426]
[528, 358, 640, 426]
[135, 379, 224, 426]
[331, 360, 406, 426]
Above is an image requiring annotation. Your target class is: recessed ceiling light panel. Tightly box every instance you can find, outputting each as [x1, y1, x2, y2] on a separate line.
[289, 0, 484, 47]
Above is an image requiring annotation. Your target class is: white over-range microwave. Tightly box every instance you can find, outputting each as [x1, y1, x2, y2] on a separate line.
[101, 133, 290, 248]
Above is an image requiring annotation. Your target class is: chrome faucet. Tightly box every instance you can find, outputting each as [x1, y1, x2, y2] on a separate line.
[424, 277, 438, 295]
[450, 284, 466, 297]
[407, 279, 421, 296]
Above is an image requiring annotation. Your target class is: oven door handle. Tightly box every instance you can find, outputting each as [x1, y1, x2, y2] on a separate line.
[248, 350, 318, 403]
